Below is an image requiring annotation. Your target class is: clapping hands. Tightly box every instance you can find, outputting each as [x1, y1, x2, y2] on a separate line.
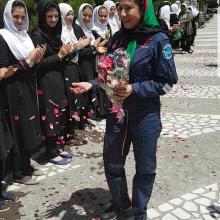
[0, 66, 17, 79]
[77, 37, 91, 50]
[27, 44, 46, 65]
[69, 82, 93, 94]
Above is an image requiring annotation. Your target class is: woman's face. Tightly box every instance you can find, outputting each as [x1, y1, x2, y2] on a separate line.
[119, 0, 142, 30]
[82, 7, 93, 25]
[11, 6, 26, 30]
[109, 6, 116, 18]
[180, 5, 186, 12]
[45, 8, 59, 28]
[98, 8, 108, 24]
[65, 10, 74, 26]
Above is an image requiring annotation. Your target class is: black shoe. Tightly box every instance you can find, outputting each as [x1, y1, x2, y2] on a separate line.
[125, 213, 147, 220]
[187, 49, 193, 53]
[100, 202, 132, 220]
[0, 201, 10, 213]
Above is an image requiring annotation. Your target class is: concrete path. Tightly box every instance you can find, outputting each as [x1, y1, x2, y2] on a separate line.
[1, 13, 219, 220]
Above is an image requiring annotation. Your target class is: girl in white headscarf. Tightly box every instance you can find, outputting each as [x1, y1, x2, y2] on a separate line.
[103, 0, 121, 35]
[76, 4, 109, 120]
[77, 3, 109, 48]
[171, 1, 181, 16]
[59, 2, 93, 142]
[0, 0, 45, 185]
[93, 5, 111, 41]
[76, 3, 96, 46]
[188, 0, 199, 46]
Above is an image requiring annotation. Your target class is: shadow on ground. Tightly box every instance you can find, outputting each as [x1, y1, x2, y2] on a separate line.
[44, 188, 111, 220]
[207, 204, 220, 219]
[0, 191, 26, 220]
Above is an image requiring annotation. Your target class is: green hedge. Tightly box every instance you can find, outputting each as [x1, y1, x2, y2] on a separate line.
[0, 0, 206, 30]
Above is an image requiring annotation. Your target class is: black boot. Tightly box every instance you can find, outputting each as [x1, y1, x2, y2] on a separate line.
[126, 213, 147, 220]
[100, 199, 131, 220]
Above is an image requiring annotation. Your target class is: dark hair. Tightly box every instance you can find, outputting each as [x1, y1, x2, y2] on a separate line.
[44, 2, 59, 12]
[12, 0, 26, 12]
[98, 6, 108, 14]
[129, 0, 145, 15]
[133, 0, 145, 8]
[82, 5, 93, 12]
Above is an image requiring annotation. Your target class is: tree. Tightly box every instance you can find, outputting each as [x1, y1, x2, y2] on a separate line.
[0, 0, 207, 30]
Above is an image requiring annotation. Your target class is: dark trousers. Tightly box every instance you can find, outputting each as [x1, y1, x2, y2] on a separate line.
[190, 19, 197, 45]
[181, 32, 191, 52]
[0, 160, 5, 199]
[104, 112, 162, 216]
[12, 150, 32, 177]
[45, 136, 59, 159]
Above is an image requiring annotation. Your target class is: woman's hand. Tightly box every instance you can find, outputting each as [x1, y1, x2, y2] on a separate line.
[104, 29, 110, 40]
[94, 37, 101, 47]
[26, 44, 47, 65]
[0, 66, 17, 79]
[77, 37, 91, 50]
[35, 44, 46, 63]
[58, 43, 74, 59]
[96, 46, 107, 54]
[114, 84, 132, 101]
[70, 82, 93, 94]
[26, 49, 39, 66]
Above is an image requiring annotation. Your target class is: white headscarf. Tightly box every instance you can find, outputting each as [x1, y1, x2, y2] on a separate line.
[171, 3, 180, 16]
[92, 5, 109, 39]
[188, 3, 199, 17]
[103, 0, 120, 35]
[59, 3, 78, 63]
[159, 4, 171, 29]
[59, 3, 78, 45]
[0, 0, 35, 60]
[76, 3, 95, 45]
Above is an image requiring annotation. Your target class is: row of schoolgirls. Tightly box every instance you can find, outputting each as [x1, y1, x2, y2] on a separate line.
[157, 0, 200, 53]
[0, 0, 121, 211]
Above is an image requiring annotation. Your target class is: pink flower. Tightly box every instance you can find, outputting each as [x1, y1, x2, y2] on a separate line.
[72, 112, 80, 121]
[53, 108, 59, 115]
[41, 115, 46, 121]
[183, 154, 189, 159]
[49, 123, 54, 129]
[110, 103, 125, 123]
[97, 49, 130, 123]
[87, 111, 94, 118]
[13, 114, 19, 121]
[37, 90, 44, 95]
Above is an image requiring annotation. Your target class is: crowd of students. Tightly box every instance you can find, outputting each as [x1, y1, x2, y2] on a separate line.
[0, 0, 121, 212]
[157, 0, 200, 53]
[0, 0, 199, 215]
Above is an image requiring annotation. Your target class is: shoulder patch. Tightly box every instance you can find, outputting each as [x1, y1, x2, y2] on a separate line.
[163, 44, 172, 60]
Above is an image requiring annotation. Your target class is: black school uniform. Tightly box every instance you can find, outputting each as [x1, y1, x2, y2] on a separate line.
[74, 24, 111, 117]
[32, 0, 68, 158]
[0, 90, 13, 198]
[31, 30, 67, 137]
[0, 36, 40, 177]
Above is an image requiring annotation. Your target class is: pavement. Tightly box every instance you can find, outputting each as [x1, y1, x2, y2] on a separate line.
[0, 13, 219, 220]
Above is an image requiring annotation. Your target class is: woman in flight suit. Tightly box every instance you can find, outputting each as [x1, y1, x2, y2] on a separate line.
[70, 0, 178, 219]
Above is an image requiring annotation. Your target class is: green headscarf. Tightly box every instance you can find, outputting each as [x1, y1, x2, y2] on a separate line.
[126, 0, 160, 61]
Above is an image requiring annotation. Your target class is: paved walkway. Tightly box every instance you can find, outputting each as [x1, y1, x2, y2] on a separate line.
[1, 13, 219, 220]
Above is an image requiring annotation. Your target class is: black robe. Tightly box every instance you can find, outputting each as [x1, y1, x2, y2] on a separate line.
[61, 25, 88, 127]
[0, 92, 13, 160]
[31, 30, 67, 137]
[0, 36, 41, 153]
[74, 24, 111, 117]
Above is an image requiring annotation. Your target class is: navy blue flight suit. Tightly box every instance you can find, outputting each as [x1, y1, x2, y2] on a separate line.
[91, 32, 178, 217]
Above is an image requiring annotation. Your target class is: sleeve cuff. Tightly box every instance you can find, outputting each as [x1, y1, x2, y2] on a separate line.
[89, 79, 100, 92]
[131, 83, 140, 95]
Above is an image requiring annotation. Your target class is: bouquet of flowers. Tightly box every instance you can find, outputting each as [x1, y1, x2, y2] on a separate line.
[97, 48, 130, 123]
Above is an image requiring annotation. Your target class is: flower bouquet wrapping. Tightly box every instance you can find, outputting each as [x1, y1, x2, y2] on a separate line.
[97, 48, 130, 123]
